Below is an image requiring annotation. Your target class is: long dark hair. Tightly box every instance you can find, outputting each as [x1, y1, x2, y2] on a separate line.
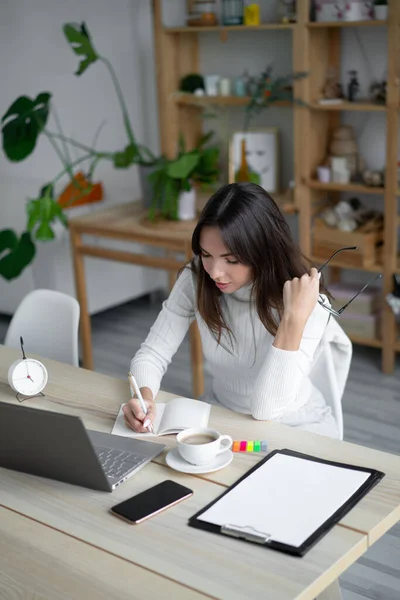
[190, 182, 325, 342]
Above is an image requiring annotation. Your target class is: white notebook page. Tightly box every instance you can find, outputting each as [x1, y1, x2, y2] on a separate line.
[198, 453, 370, 548]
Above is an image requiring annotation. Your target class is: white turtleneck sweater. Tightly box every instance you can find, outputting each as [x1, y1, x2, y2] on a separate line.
[131, 267, 342, 438]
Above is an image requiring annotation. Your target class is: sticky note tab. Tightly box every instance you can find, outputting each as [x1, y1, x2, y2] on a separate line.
[240, 441, 247, 452]
[247, 441, 254, 452]
[261, 440, 268, 452]
[233, 441, 240, 452]
[253, 441, 261, 452]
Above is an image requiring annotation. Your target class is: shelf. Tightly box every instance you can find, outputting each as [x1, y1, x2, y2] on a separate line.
[164, 24, 295, 33]
[308, 20, 386, 28]
[173, 94, 291, 108]
[348, 335, 383, 349]
[307, 179, 385, 195]
[310, 256, 382, 273]
[309, 100, 386, 112]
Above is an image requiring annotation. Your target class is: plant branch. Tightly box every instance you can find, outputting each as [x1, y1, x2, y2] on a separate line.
[43, 131, 76, 181]
[51, 153, 94, 186]
[99, 56, 136, 147]
[88, 154, 102, 180]
[45, 130, 114, 159]
[91, 119, 107, 149]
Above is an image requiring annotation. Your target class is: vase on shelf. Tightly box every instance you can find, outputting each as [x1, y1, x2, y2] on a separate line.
[57, 171, 103, 209]
[374, 5, 388, 20]
[178, 186, 197, 221]
[236, 138, 251, 182]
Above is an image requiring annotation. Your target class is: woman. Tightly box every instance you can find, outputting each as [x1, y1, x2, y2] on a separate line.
[123, 183, 351, 439]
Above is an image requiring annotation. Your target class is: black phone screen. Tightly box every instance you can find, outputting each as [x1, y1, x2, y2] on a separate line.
[111, 480, 193, 523]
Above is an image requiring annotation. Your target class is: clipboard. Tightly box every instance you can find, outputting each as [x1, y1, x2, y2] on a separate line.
[188, 449, 384, 556]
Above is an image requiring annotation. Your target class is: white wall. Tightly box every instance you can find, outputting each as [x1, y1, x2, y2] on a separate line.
[0, 0, 395, 312]
[0, 0, 164, 314]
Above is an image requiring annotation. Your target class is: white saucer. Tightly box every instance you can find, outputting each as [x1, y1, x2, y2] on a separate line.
[165, 448, 233, 474]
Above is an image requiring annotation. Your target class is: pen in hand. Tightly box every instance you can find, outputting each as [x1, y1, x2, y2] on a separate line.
[128, 371, 154, 433]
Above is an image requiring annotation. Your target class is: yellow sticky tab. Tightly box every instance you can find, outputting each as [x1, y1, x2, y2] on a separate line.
[247, 441, 254, 452]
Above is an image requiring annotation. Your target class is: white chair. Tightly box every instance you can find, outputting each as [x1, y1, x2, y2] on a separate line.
[4, 289, 80, 366]
[309, 317, 353, 441]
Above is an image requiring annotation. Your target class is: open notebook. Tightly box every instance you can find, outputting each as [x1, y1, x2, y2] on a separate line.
[112, 397, 210, 437]
[189, 449, 384, 556]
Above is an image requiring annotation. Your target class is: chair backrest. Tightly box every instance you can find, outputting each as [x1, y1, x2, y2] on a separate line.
[310, 339, 344, 440]
[4, 289, 80, 366]
[309, 319, 352, 441]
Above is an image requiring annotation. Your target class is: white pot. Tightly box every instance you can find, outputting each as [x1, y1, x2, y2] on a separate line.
[374, 5, 388, 20]
[178, 187, 197, 221]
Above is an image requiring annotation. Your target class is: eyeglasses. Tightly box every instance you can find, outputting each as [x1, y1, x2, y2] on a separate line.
[317, 246, 382, 318]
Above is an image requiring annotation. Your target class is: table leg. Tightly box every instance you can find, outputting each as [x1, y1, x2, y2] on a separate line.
[190, 321, 204, 398]
[317, 579, 342, 600]
[70, 229, 93, 370]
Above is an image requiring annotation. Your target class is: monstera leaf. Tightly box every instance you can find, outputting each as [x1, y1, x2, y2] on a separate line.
[27, 184, 68, 241]
[63, 22, 99, 75]
[1, 93, 51, 161]
[0, 230, 36, 280]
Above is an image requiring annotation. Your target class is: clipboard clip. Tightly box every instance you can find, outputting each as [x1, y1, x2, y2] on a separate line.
[221, 524, 271, 545]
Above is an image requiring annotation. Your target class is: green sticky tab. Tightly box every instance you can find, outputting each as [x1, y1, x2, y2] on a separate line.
[253, 441, 261, 452]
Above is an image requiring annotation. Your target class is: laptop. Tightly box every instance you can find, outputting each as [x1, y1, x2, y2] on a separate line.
[0, 402, 166, 492]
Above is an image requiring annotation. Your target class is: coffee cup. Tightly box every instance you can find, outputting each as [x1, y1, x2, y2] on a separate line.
[176, 427, 233, 466]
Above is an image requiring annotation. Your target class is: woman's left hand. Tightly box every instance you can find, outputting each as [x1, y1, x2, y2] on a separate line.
[282, 267, 320, 328]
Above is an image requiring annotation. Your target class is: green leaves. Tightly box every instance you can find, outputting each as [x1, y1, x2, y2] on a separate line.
[244, 65, 308, 131]
[195, 147, 219, 183]
[0, 230, 36, 280]
[146, 134, 220, 221]
[113, 143, 138, 168]
[1, 93, 51, 161]
[167, 152, 199, 180]
[27, 183, 68, 241]
[63, 22, 98, 75]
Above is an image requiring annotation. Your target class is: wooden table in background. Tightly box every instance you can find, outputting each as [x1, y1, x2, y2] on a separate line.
[1, 345, 400, 600]
[69, 201, 204, 397]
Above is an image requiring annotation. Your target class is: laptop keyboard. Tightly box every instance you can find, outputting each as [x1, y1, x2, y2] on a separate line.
[95, 446, 147, 482]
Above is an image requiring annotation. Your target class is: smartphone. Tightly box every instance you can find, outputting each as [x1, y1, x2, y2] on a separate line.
[110, 480, 193, 524]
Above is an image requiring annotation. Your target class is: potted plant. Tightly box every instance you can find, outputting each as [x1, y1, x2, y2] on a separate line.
[0, 22, 156, 281]
[374, 0, 388, 20]
[235, 65, 307, 184]
[147, 133, 220, 222]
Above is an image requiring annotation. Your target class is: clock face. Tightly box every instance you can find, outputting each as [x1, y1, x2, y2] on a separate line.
[10, 359, 48, 396]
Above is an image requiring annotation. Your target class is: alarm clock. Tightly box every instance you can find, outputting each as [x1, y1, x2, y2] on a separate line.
[8, 337, 48, 398]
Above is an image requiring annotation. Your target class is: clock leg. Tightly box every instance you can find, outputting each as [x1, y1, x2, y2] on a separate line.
[16, 391, 45, 403]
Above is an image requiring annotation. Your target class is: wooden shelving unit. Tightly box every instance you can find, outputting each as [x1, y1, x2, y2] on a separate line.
[174, 93, 291, 108]
[307, 20, 387, 28]
[309, 100, 386, 111]
[152, 0, 400, 373]
[307, 179, 386, 194]
[164, 23, 295, 33]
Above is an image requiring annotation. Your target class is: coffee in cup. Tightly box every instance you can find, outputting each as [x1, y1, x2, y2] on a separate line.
[176, 427, 233, 466]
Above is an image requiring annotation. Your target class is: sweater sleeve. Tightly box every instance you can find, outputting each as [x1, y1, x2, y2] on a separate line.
[250, 297, 330, 420]
[130, 267, 196, 399]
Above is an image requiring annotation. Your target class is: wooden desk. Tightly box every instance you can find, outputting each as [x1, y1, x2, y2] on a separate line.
[0, 345, 399, 600]
[68, 201, 204, 396]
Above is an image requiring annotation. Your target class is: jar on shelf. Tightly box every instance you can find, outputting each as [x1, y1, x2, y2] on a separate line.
[234, 75, 247, 97]
[222, 0, 244, 26]
[187, 0, 218, 26]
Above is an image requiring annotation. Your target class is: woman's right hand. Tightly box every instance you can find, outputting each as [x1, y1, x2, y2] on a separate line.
[123, 390, 156, 433]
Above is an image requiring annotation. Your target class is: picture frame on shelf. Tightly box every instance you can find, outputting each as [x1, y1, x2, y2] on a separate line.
[228, 128, 279, 194]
